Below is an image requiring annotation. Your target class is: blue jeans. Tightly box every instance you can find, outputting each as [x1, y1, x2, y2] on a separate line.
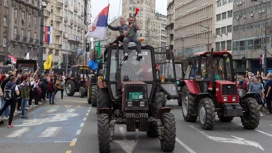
[48, 92, 55, 104]
[1, 97, 10, 118]
[21, 98, 27, 116]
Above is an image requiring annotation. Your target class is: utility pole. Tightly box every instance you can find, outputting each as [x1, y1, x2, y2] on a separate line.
[38, 2, 47, 75]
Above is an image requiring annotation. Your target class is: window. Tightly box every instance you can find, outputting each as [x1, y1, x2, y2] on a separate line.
[34, 16, 37, 24]
[14, 27, 17, 37]
[21, 29, 24, 37]
[233, 26, 239, 33]
[4, 16, 7, 26]
[227, 40, 231, 50]
[254, 38, 261, 49]
[240, 25, 245, 31]
[240, 41, 245, 51]
[14, 9, 18, 18]
[247, 40, 253, 50]
[229, 0, 233, 2]
[233, 42, 239, 51]
[222, 12, 227, 20]
[217, 0, 221, 7]
[216, 14, 221, 21]
[221, 41, 226, 50]
[223, 0, 228, 5]
[22, 12, 25, 20]
[216, 28, 221, 35]
[3, 38, 7, 47]
[28, 31, 30, 38]
[28, 14, 31, 22]
[34, 33, 37, 39]
[221, 27, 226, 34]
[216, 42, 220, 51]
[4, 0, 7, 6]
[227, 25, 232, 33]
[228, 10, 232, 18]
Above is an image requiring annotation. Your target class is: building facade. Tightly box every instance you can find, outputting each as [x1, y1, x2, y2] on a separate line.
[166, 0, 175, 47]
[0, 0, 41, 65]
[174, 0, 215, 58]
[215, 0, 233, 51]
[122, 0, 167, 48]
[232, 0, 272, 72]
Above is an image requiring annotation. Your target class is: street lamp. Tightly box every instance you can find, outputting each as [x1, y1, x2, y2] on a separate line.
[198, 24, 210, 52]
[38, 1, 47, 75]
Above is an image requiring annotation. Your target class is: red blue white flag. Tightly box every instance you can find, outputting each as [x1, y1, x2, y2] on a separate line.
[85, 5, 109, 39]
[8, 54, 17, 64]
[44, 26, 52, 44]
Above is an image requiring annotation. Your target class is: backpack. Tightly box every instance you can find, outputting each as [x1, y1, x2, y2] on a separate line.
[3, 84, 16, 101]
[47, 82, 54, 92]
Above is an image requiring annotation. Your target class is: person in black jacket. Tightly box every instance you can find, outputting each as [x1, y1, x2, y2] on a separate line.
[107, 18, 127, 46]
[0, 72, 13, 119]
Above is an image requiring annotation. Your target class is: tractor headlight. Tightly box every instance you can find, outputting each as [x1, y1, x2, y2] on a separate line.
[223, 97, 228, 102]
[140, 101, 145, 107]
[232, 97, 236, 102]
[127, 101, 133, 107]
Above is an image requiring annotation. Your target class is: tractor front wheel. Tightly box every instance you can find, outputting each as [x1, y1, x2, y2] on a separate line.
[65, 80, 75, 96]
[199, 98, 215, 130]
[79, 87, 85, 98]
[241, 97, 260, 129]
[91, 85, 98, 107]
[160, 113, 176, 152]
[97, 88, 111, 109]
[98, 113, 111, 153]
[182, 86, 197, 122]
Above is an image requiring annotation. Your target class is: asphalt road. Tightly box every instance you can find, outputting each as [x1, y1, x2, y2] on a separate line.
[0, 94, 272, 153]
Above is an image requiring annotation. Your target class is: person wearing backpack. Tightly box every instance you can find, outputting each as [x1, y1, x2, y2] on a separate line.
[0, 73, 11, 120]
[20, 74, 30, 119]
[0, 76, 20, 128]
[47, 79, 56, 105]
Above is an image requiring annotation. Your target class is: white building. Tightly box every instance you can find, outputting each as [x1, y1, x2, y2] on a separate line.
[214, 0, 233, 51]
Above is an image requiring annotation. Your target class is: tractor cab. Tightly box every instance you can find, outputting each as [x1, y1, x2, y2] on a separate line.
[155, 47, 181, 106]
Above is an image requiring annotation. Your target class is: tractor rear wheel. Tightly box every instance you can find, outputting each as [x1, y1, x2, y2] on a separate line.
[181, 86, 197, 122]
[91, 85, 98, 107]
[146, 121, 158, 137]
[97, 88, 111, 109]
[199, 98, 215, 130]
[79, 87, 85, 98]
[151, 92, 165, 117]
[241, 97, 260, 129]
[98, 113, 111, 153]
[65, 80, 75, 96]
[160, 113, 176, 152]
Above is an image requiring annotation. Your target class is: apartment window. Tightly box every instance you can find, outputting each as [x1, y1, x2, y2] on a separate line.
[221, 41, 226, 50]
[14, 27, 17, 36]
[28, 31, 30, 38]
[233, 42, 239, 51]
[4, 0, 7, 6]
[240, 41, 245, 51]
[4, 16, 7, 26]
[240, 25, 245, 31]
[229, 0, 233, 2]
[14, 9, 18, 18]
[28, 14, 31, 22]
[21, 29, 24, 37]
[254, 38, 261, 49]
[34, 33, 37, 39]
[217, 0, 221, 7]
[221, 27, 226, 34]
[227, 25, 232, 33]
[216, 14, 221, 21]
[34, 17, 37, 24]
[228, 10, 232, 18]
[22, 12, 25, 20]
[216, 42, 220, 51]
[223, 0, 228, 5]
[227, 40, 232, 50]
[222, 12, 227, 20]
[247, 40, 253, 50]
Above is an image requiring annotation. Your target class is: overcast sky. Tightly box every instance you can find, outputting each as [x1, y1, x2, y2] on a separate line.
[91, 0, 167, 22]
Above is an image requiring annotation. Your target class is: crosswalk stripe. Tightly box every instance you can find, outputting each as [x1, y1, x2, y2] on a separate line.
[76, 129, 82, 135]
[39, 127, 62, 137]
[66, 109, 76, 113]
[70, 138, 77, 146]
[83, 117, 87, 121]
[80, 123, 85, 127]
[7, 127, 30, 138]
[46, 108, 57, 113]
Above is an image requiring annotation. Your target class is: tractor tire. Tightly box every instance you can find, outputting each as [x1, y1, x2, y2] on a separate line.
[65, 80, 75, 96]
[79, 87, 85, 98]
[98, 113, 111, 153]
[151, 92, 165, 117]
[160, 113, 176, 152]
[199, 98, 215, 130]
[97, 88, 111, 109]
[181, 86, 197, 122]
[240, 97, 260, 129]
[146, 121, 158, 137]
[91, 85, 98, 107]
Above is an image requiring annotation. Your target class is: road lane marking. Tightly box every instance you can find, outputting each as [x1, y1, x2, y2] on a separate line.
[83, 117, 87, 121]
[190, 125, 264, 151]
[85, 112, 89, 116]
[76, 129, 82, 135]
[66, 109, 76, 113]
[76, 105, 80, 108]
[39, 127, 62, 137]
[7, 127, 30, 138]
[54, 141, 71, 143]
[115, 127, 138, 153]
[80, 123, 85, 127]
[66, 150, 72, 153]
[87, 109, 90, 112]
[255, 129, 272, 138]
[175, 138, 196, 153]
[46, 108, 57, 113]
[70, 138, 77, 146]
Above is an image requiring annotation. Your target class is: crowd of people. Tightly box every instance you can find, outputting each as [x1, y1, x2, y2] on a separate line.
[0, 68, 65, 128]
[236, 71, 272, 116]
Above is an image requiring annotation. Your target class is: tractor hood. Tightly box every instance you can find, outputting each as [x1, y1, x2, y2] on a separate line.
[215, 80, 236, 85]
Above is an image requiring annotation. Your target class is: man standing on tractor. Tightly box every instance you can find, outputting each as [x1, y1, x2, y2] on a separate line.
[123, 16, 142, 61]
[107, 18, 127, 46]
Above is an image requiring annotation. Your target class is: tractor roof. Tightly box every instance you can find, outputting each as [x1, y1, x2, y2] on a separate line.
[191, 51, 232, 57]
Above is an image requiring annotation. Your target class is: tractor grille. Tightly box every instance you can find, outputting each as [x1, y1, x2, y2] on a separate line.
[222, 84, 237, 95]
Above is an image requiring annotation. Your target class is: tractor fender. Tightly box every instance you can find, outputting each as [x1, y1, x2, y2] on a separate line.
[157, 107, 171, 121]
[195, 93, 213, 104]
[182, 80, 199, 94]
[98, 108, 112, 116]
[240, 92, 258, 103]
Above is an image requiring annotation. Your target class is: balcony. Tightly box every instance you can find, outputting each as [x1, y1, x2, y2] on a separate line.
[28, 37, 33, 43]
[55, 29, 62, 36]
[74, 6, 78, 12]
[64, 16, 68, 22]
[56, 2, 63, 9]
[55, 15, 63, 22]
[44, 10, 50, 17]
[22, 36, 27, 42]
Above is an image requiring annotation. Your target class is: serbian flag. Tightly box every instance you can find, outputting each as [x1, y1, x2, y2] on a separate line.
[8, 54, 17, 64]
[85, 5, 109, 39]
[44, 26, 52, 44]
[260, 54, 265, 65]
